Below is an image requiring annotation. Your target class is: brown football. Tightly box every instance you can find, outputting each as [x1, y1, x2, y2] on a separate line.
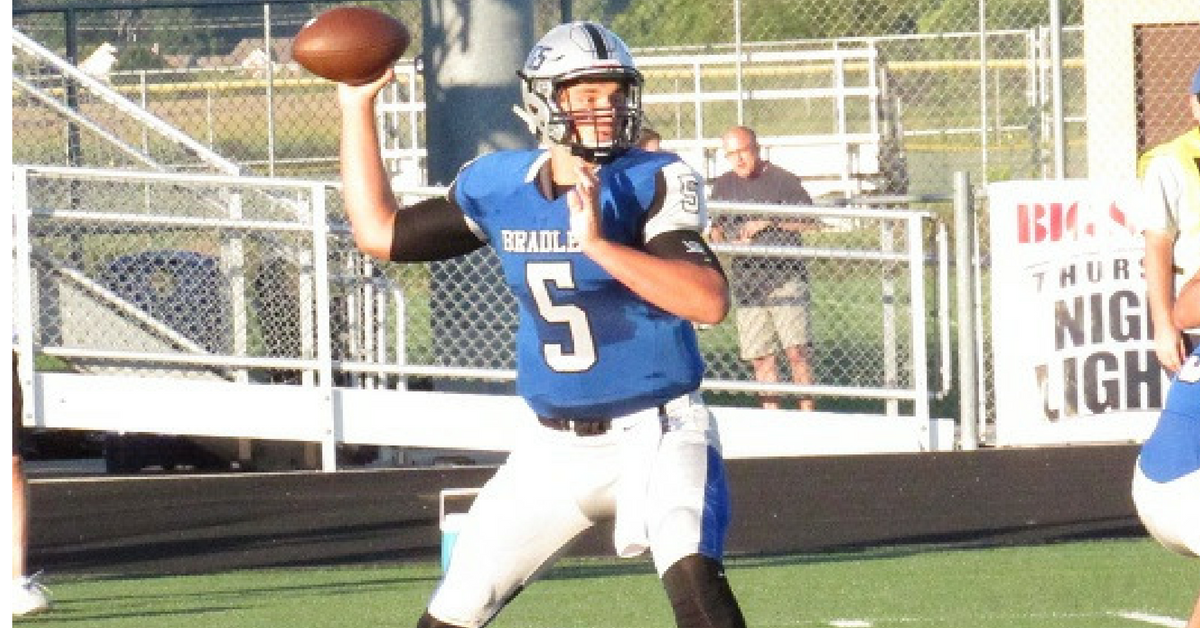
[292, 6, 410, 85]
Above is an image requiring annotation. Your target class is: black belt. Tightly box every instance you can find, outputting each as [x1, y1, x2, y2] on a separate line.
[538, 417, 612, 436]
[538, 404, 668, 437]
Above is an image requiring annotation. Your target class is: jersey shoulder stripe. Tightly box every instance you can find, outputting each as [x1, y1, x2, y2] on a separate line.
[644, 159, 706, 242]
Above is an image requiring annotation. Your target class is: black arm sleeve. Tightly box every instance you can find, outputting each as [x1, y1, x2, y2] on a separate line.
[389, 195, 486, 262]
[639, 170, 726, 278]
[645, 230, 727, 280]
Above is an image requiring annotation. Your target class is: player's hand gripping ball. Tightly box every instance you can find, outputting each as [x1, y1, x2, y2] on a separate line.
[292, 6, 410, 85]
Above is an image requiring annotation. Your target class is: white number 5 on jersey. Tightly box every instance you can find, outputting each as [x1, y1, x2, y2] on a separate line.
[527, 261, 597, 372]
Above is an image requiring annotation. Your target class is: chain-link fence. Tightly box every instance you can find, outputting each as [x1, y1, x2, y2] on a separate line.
[704, 201, 947, 416]
[11, 1, 1199, 449]
[16, 168, 336, 379]
[17, 1, 1191, 189]
[14, 2, 1197, 204]
[14, 166, 947, 416]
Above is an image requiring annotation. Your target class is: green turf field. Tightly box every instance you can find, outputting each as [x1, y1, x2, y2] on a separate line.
[19, 538, 1197, 628]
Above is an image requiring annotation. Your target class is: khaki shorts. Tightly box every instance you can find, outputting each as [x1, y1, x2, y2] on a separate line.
[735, 281, 812, 360]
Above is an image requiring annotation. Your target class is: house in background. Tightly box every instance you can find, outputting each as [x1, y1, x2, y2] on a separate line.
[232, 37, 296, 76]
[174, 37, 296, 75]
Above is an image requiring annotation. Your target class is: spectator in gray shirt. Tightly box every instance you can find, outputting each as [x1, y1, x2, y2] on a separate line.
[708, 126, 819, 411]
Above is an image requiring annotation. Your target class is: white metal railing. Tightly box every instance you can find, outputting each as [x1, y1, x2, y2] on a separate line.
[14, 166, 955, 469]
[16, 21, 1084, 188]
[12, 29, 245, 176]
[373, 46, 894, 199]
[628, 47, 891, 199]
[707, 201, 946, 430]
[15, 166, 337, 467]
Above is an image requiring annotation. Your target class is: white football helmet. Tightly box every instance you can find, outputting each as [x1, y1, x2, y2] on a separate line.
[516, 21, 643, 162]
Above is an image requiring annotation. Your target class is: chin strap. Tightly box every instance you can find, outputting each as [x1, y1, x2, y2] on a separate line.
[511, 105, 539, 135]
[569, 144, 621, 164]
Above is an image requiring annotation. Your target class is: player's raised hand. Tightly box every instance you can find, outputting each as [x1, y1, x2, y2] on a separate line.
[336, 68, 395, 109]
[567, 163, 602, 248]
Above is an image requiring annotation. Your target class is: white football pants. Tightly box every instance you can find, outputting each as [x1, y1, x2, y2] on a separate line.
[427, 391, 731, 628]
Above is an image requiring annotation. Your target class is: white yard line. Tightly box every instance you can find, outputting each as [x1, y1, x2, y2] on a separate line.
[828, 621, 873, 628]
[1117, 611, 1186, 628]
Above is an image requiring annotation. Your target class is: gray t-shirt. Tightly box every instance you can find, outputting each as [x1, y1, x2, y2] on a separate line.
[710, 162, 813, 304]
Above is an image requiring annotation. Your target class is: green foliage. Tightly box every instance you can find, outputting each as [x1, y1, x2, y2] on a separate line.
[118, 44, 167, 71]
[611, 0, 928, 45]
[917, 0, 1083, 33]
[607, 0, 1083, 47]
[612, 0, 734, 47]
[823, 0, 927, 37]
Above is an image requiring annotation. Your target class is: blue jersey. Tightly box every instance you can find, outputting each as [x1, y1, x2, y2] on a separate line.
[452, 148, 709, 419]
[1138, 346, 1200, 482]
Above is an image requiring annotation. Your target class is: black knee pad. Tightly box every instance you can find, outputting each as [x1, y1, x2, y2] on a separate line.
[661, 554, 747, 628]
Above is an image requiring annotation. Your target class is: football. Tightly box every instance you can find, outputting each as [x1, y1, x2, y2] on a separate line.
[292, 6, 410, 85]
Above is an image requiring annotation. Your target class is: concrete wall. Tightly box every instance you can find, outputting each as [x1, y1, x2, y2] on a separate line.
[29, 445, 1142, 575]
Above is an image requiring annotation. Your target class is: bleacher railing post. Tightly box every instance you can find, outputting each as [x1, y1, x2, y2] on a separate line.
[311, 184, 338, 471]
[953, 172, 979, 450]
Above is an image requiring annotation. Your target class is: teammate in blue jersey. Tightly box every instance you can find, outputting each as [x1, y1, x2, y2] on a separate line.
[1133, 268, 1200, 628]
[338, 21, 746, 628]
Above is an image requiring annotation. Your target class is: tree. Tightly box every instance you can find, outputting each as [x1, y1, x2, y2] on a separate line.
[119, 43, 168, 71]
[612, 0, 734, 47]
[917, 0, 1083, 33]
[611, 0, 930, 48]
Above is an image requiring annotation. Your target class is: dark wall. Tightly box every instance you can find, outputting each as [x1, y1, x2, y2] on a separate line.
[29, 445, 1143, 576]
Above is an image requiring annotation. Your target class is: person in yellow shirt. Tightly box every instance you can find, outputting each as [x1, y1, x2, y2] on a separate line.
[1140, 63, 1200, 374]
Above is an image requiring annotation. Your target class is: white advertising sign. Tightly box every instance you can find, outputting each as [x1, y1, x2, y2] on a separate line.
[988, 180, 1168, 446]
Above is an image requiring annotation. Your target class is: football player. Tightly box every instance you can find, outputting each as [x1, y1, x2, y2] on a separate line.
[337, 21, 746, 628]
[1133, 268, 1200, 628]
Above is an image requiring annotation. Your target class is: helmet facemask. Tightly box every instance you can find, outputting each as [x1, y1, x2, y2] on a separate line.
[550, 74, 642, 163]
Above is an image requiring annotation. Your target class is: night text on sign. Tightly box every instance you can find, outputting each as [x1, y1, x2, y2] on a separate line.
[1035, 350, 1164, 420]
